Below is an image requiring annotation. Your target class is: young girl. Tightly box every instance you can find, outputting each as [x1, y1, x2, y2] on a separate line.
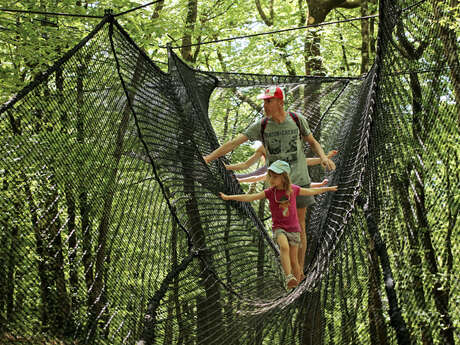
[220, 160, 338, 289]
[225, 145, 338, 185]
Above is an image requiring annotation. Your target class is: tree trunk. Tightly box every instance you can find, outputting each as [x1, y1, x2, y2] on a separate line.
[304, 30, 323, 76]
[443, 153, 457, 300]
[366, 230, 389, 345]
[255, 0, 274, 26]
[304, 0, 361, 76]
[0, 178, 6, 332]
[339, 32, 350, 73]
[181, 0, 198, 62]
[369, 0, 377, 56]
[431, 0, 460, 124]
[176, 71, 223, 345]
[25, 170, 70, 335]
[151, 0, 165, 20]
[224, 202, 240, 345]
[22, 74, 72, 334]
[46, 173, 71, 334]
[87, 53, 145, 341]
[360, 0, 370, 74]
[57, 67, 79, 317]
[338, 260, 350, 345]
[409, 68, 455, 345]
[1, 171, 20, 330]
[412, 162, 455, 345]
[183, 165, 223, 345]
[163, 293, 174, 345]
[25, 181, 50, 328]
[170, 200, 186, 345]
[364, 206, 413, 345]
[393, 22, 455, 343]
[254, 199, 267, 345]
[393, 172, 432, 345]
[76, 66, 94, 299]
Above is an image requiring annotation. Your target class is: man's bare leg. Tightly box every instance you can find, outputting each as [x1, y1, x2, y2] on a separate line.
[296, 206, 307, 281]
[290, 245, 300, 282]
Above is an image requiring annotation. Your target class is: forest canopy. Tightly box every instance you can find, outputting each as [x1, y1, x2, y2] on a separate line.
[0, 1, 458, 345]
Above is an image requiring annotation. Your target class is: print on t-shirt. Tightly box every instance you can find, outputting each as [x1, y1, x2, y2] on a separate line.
[279, 199, 289, 216]
[288, 136, 297, 152]
[267, 137, 281, 154]
[266, 131, 299, 165]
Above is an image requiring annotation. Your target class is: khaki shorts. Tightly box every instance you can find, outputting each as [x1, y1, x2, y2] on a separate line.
[296, 184, 315, 208]
[274, 228, 301, 246]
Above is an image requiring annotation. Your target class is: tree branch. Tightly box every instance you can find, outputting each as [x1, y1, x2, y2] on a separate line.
[255, 0, 273, 26]
[335, 0, 362, 9]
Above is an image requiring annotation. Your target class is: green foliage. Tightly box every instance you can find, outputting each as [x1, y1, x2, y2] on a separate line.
[0, 1, 458, 344]
[0, 0, 372, 103]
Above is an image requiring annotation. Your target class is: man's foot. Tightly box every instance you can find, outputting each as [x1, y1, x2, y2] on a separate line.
[286, 274, 298, 289]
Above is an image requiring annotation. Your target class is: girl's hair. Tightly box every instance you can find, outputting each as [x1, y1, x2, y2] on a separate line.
[267, 170, 293, 195]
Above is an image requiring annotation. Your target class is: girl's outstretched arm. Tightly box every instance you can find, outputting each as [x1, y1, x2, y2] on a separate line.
[225, 151, 262, 171]
[327, 150, 338, 158]
[299, 185, 338, 196]
[225, 146, 266, 171]
[306, 150, 338, 166]
[219, 191, 266, 202]
[310, 178, 329, 188]
[237, 173, 267, 183]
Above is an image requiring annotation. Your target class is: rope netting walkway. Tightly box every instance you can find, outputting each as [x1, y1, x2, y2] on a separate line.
[0, 0, 458, 344]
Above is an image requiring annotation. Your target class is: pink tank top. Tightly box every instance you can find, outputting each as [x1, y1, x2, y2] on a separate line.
[264, 184, 301, 233]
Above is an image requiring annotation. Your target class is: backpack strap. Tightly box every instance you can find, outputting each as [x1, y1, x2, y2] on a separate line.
[288, 112, 304, 140]
[260, 116, 269, 146]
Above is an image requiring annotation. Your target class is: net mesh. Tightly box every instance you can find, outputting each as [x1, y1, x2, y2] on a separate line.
[0, 0, 458, 344]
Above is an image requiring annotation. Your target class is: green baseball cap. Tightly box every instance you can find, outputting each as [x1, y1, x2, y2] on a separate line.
[268, 160, 291, 174]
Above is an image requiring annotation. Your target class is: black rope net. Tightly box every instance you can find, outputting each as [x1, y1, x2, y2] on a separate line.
[0, 0, 458, 344]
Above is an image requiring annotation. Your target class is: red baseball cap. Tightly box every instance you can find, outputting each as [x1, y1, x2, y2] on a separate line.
[257, 86, 284, 100]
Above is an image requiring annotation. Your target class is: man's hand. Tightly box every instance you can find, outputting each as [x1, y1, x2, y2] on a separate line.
[203, 155, 211, 164]
[321, 157, 336, 171]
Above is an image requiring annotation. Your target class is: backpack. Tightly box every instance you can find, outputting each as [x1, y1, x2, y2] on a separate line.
[260, 111, 305, 147]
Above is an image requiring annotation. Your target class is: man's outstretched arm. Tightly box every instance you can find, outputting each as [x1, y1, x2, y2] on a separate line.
[203, 133, 249, 164]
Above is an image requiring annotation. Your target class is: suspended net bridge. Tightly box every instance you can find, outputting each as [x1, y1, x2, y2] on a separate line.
[0, 0, 458, 344]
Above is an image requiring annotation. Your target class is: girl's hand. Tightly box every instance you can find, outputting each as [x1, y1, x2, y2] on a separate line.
[225, 163, 239, 170]
[327, 150, 338, 158]
[321, 157, 336, 171]
[219, 192, 229, 200]
[328, 186, 338, 192]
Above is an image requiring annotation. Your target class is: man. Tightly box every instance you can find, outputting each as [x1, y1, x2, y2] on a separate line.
[204, 86, 336, 280]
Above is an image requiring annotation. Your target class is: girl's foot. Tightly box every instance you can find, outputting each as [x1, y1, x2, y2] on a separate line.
[286, 274, 298, 289]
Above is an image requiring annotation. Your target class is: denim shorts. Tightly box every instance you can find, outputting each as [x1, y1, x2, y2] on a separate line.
[296, 184, 315, 208]
[274, 228, 301, 246]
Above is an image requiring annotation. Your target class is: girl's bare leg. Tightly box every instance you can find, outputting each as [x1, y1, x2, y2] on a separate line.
[276, 234, 292, 276]
[296, 207, 307, 281]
